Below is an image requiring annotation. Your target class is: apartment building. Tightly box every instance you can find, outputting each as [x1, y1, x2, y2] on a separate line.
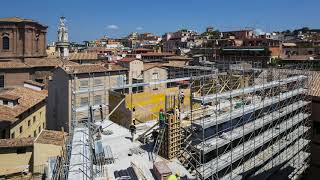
[0, 85, 47, 139]
[0, 130, 66, 177]
[47, 64, 128, 132]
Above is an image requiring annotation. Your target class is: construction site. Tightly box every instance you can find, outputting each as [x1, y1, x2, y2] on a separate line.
[48, 61, 312, 180]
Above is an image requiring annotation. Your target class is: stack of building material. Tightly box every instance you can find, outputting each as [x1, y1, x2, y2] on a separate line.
[153, 161, 172, 180]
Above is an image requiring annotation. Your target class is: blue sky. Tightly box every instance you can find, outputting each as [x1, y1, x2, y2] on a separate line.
[2, 0, 319, 43]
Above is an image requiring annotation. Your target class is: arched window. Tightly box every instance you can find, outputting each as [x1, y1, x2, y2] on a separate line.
[2, 36, 9, 50]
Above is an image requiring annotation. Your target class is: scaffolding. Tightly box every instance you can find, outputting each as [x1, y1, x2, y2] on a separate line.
[53, 60, 311, 180]
[178, 61, 312, 180]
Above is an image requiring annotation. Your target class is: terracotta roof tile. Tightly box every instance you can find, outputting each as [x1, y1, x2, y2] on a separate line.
[24, 58, 62, 67]
[141, 52, 175, 57]
[118, 57, 137, 62]
[0, 87, 47, 122]
[63, 64, 109, 74]
[0, 61, 30, 69]
[0, 130, 66, 148]
[0, 93, 20, 101]
[0, 17, 47, 27]
[35, 130, 67, 146]
[69, 53, 98, 60]
[0, 137, 34, 148]
[0, 17, 35, 23]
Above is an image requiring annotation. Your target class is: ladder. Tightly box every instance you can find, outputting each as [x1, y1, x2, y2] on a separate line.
[152, 126, 166, 156]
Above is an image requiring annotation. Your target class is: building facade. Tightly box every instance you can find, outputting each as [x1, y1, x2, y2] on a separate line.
[47, 64, 128, 132]
[0, 86, 47, 139]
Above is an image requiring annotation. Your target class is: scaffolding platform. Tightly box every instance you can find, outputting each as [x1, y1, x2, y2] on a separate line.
[192, 88, 307, 130]
[196, 113, 309, 179]
[196, 100, 310, 154]
[193, 75, 307, 104]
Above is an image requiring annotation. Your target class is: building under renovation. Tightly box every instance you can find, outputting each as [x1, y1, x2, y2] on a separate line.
[48, 61, 311, 180]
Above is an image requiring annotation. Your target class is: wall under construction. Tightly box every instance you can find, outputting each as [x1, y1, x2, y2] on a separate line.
[109, 87, 190, 126]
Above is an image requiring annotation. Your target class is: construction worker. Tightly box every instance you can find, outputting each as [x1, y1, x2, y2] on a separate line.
[151, 129, 158, 146]
[167, 172, 180, 180]
[129, 122, 136, 142]
[159, 108, 165, 128]
[179, 91, 185, 104]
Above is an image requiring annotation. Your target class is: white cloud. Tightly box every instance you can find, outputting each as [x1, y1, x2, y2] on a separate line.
[107, 24, 119, 30]
[136, 26, 143, 31]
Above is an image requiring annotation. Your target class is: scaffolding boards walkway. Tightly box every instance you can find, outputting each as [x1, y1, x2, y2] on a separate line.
[192, 88, 307, 129]
[193, 75, 307, 104]
[196, 100, 310, 154]
[196, 113, 309, 179]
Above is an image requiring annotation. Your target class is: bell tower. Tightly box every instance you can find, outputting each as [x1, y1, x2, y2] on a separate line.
[56, 16, 69, 59]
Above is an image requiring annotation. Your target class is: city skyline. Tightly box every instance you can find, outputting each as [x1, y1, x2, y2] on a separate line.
[2, 0, 320, 43]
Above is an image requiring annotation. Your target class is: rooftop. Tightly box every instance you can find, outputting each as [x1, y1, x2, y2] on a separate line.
[85, 120, 194, 179]
[0, 61, 30, 69]
[0, 130, 66, 148]
[0, 87, 47, 122]
[63, 64, 109, 74]
[118, 57, 140, 62]
[0, 17, 47, 28]
[163, 56, 193, 61]
[24, 80, 45, 88]
[141, 52, 175, 57]
[35, 130, 67, 146]
[69, 53, 98, 60]
[0, 57, 78, 69]
[0, 137, 34, 148]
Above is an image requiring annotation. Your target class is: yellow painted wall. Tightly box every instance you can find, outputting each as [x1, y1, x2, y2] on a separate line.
[33, 143, 62, 173]
[10, 106, 46, 138]
[125, 87, 190, 122]
[0, 147, 33, 173]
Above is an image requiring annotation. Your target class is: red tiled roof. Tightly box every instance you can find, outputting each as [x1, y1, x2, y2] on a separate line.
[63, 64, 109, 74]
[118, 58, 139, 62]
[0, 137, 34, 148]
[0, 17, 47, 27]
[35, 130, 67, 146]
[0, 61, 30, 69]
[69, 53, 98, 60]
[141, 52, 175, 57]
[0, 87, 47, 122]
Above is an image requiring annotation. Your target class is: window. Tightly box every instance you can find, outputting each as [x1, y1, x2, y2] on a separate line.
[33, 116, 36, 123]
[19, 126, 23, 133]
[17, 148, 26, 154]
[35, 34, 39, 52]
[28, 120, 31, 127]
[0, 74, 4, 88]
[11, 132, 15, 138]
[38, 126, 41, 133]
[34, 131, 37, 137]
[43, 122, 45, 129]
[40, 111, 42, 118]
[94, 95, 102, 105]
[152, 72, 159, 80]
[80, 97, 89, 107]
[79, 80, 89, 89]
[3, 100, 8, 105]
[94, 79, 103, 87]
[1, 129, 5, 139]
[2, 36, 9, 50]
